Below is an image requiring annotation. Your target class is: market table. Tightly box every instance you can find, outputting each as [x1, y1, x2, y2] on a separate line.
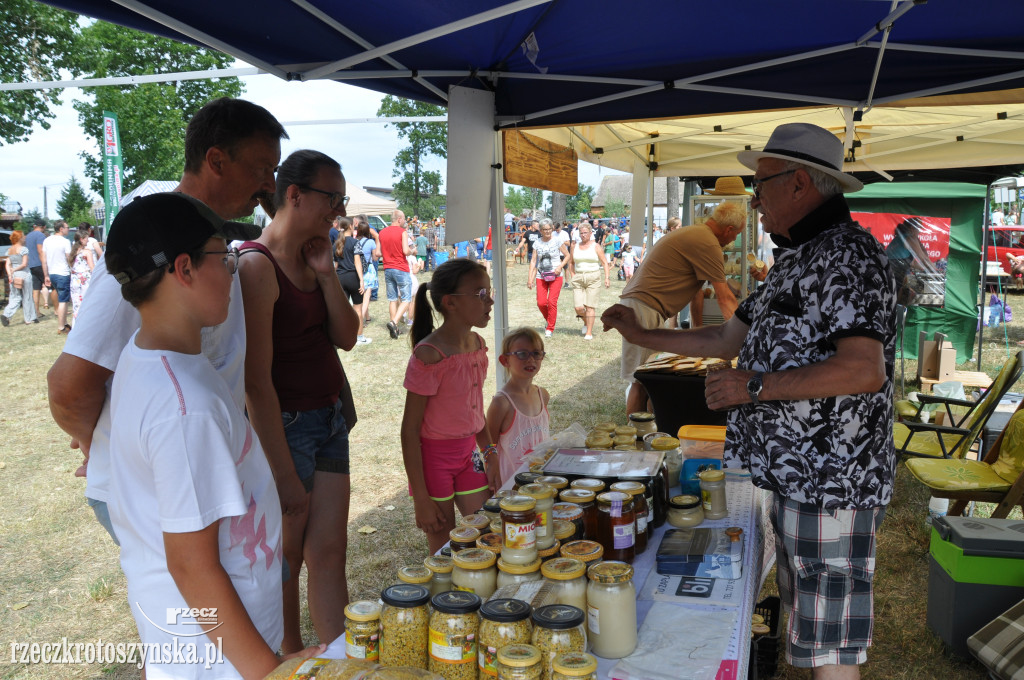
[632, 371, 728, 435]
[501, 467, 776, 680]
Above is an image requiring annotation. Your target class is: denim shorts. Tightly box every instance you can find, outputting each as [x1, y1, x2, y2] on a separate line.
[384, 268, 413, 302]
[50, 274, 71, 302]
[282, 398, 350, 492]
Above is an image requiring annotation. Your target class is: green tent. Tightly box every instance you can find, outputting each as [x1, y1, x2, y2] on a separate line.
[846, 182, 987, 362]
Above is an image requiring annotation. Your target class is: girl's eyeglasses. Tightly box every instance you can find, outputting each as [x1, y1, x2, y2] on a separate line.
[449, 287, 494, 302]
[504, 350, 546, 360]
[202, 248, 240, 275]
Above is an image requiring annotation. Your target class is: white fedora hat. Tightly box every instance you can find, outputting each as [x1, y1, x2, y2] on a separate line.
[737, 123, 863, 193]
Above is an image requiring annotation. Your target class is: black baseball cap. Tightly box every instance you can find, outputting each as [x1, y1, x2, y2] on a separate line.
[106, 192, 260, 284]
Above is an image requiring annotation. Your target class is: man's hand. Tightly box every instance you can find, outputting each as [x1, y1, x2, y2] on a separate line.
[704, 368, 758, 410]
[600, 303, 642, 340]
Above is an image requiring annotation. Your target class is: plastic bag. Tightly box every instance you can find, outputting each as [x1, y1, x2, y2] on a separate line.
[523, 422, 587, 467]
[1006, 303, 1014, 322]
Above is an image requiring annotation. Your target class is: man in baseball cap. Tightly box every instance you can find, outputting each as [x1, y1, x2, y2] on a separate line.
[604, 122, 896, 678]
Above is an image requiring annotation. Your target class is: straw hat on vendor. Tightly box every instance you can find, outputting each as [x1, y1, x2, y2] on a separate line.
[705, 176, 751, 196]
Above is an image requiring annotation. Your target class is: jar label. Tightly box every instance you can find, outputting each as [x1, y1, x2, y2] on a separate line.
[429, 628, 476, 663]
[504, 520, 536, 549]
[613, 523, 634, 549]
[636, 514, 648, 535]
[536, 509, 552, 538]
[478, 645, 499, 676]
[702, 489, 712, 511]
[453, 584, 476, 594]
[344, 630, 379, 661]
[610, 499, 623, 518]
[587, 605, 600, 635]
[286, 658, 331, 678]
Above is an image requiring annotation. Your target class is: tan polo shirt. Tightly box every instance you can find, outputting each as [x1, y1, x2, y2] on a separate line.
[620, 223, 726, 318]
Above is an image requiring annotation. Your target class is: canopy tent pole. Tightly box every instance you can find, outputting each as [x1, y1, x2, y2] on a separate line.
[979, 189, 993, 370]
[491, 130, 509, 389]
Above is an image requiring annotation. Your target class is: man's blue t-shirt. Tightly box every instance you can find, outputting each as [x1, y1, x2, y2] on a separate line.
[456, 241, 468, 257]
[25, 230, 45, 268]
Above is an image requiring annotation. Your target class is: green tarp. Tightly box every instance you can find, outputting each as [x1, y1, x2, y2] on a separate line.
[847, 182, 987, 362]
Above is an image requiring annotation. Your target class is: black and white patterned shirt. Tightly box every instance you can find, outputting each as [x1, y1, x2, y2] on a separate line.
[724, 195, 898, 509]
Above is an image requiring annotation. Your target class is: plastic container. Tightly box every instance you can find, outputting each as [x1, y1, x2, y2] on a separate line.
[551, 652, 598, 680]
[424, 555, 454, 598]
[531, 605, 588, 680]
[452, 548, 497, 599]
[559, 489, 597, 540]
[750, 597, 782, 680]
[266, 658, 382, 679]
[540, 557, 588, 612]
[520, 483, 557, 550]
[478, 598, 534, 678]
[678, 424, 726, 460]
[344, 600, 381, 661]
[586, 561, 637, 659]
[681, 458, 723, 497]
[365, 668, 444, 680]
[500, 495, 539, 565]
[699, 469, 728, 520]
[428, 591, 481, 680]
[496, 644, 543, 680]
[667, 494, 704, 529]
[496, 557, 543, 589]
[380, 584, 431, 669]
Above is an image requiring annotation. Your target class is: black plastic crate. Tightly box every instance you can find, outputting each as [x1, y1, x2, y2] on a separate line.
[748, 596, 782, 680]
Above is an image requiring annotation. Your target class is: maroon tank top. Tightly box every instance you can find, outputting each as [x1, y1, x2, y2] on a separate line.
[242, 242, 344, 412]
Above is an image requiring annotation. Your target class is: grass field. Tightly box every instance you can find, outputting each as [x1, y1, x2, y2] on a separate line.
[2, 261, 1022, 679]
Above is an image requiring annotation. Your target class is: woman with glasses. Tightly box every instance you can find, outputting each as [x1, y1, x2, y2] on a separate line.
[238, 149, 361, 653]
[527, 218, 571, 338]
[485, 327, 551, 488]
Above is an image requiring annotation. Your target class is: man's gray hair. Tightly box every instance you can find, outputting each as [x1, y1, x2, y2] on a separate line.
[711, 201, 747, 229]
[540, 218, 553, 228]
[782, 160, 841, 199]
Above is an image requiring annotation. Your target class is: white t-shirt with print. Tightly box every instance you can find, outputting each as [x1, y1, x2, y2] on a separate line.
[43, 234, 71, 276]
[108, 335, 283, 679]
[63, 255, 247, 504]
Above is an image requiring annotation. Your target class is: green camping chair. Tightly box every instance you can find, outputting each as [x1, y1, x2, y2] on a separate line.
[893, 351, 1024, 459]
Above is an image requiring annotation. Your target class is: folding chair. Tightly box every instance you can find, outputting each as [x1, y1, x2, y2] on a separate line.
[905, 399, 1024, 518]
[893, 351, 1024, 459]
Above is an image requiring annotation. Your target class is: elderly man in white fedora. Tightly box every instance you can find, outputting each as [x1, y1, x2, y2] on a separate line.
[603, 122, 896, 679]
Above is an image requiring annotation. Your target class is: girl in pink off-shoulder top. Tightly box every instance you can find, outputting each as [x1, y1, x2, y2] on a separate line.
[401, 259, 495, 553]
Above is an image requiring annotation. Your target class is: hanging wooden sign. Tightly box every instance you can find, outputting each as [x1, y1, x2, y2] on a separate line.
[502, 129, 578, 195]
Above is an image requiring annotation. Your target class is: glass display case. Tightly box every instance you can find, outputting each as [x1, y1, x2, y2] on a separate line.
[689, 194, 759, 325]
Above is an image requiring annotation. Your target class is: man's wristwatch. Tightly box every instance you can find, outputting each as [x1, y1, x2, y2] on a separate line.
[747, 372, 765, 405]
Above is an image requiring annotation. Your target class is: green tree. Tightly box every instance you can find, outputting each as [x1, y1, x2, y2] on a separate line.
[17, 208, 48, 231]
[56, 175, 93, 224]
[0, 1, 79, 145]
[70, 21, 243, 195]
[565, 183, 595, 219]
[508, 186, 545, 218]
[377, 96, 447, 219]
[603, 197, 628, 218]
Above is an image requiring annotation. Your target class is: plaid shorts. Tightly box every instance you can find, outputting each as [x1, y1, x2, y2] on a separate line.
[771, 494, 886, 668]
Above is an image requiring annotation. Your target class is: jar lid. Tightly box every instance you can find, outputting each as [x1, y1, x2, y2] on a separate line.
[552, 519, 576, 540]
[532, 604, 585, 630]
[536, 475, 568, 489]
[397, 565, 433, 584]
[381, 584, 430, 608]
[518, 483, 555, 500]
[497, 557, 541, 575]
[613, 444, 637, 451]
[500, 495, 537, 512]
[490, 518, 503, 534]
[476, 533, 503, 553]
[482, 497, 502, 514]
[609, 481, 645, 497]
[430, 590, 481, 614]
[699, 469, 725, 482]
[344, 600, 382, 622]
[497, 643, 542, 667]
[423, 555, 454, 574]
[651, 436, 681, 450]
[552, 652, 599, 676]
[628, 411, 656, 422]
[593, 422, 617, 432]
[515, 471, 542, 485]
[449, 526, 481, 543]
[614, 425, 637, 437]
[540, 557, 586, 580]
[538, 542, 561, 559]
[596, 491, 632, 505]
[440, 546, 452, 558]
[560, 540, 604, 562]
[480, 597, 532, 623]
[585, 434, 614, 448]
[559, 489, 595, 504]
[570, 478, 605, 492]
[669, 494, 702, 510]
[495, 489, 517, 499]
[587, 560, 634, 584]
[460, 513, 490, 530]
[452, 547, 497, 570]
[552, 502, 583, 521]
[612, 435, 636, 446]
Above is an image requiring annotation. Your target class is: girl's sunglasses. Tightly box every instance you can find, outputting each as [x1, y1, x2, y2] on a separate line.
[504, 350, 546, 360]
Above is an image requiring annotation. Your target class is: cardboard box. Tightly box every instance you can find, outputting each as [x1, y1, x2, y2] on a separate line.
[918, 332, 956, 381]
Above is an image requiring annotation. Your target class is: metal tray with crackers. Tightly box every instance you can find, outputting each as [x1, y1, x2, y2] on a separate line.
[635, 353, 737, 376]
